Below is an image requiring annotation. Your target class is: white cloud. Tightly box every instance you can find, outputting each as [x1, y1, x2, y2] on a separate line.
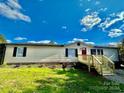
[99, 8, 107, 12]
[7, 0, 22, 9]
[109, 13, 116, 17]
[85, 42, 95, 45]
[61, 26, 67, 30]
[119, 24, 124, 30]
[99, 17, 111, 30]
[6, 39, 12, 43]
[95, 1, 100, 5]
[68, 38, 88, 43]
[99, 11, 124, 30]
[117, 11, 124, 19]
[85, 8, 91, 12]
[87, 0, 91, 2]
[81, 28, 88, 32]
[108, 29, 124, 38]
[27, 40, 57, 44]
[0, 0, 31, 22]
[14, 37, 27, 40]
[28, 40, 50, 44]
[80, 12, 101, 29]
[108, 42, 119, 47]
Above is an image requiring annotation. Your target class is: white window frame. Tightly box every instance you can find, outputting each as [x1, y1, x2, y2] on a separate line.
[91, 49, 103, 55]
[16, 47, 24, 57]
[68, 48, 76, 57]
[97, 49, 103, 55]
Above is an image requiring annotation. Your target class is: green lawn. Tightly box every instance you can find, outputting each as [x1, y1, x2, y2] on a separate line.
[0, 67, 123, 93]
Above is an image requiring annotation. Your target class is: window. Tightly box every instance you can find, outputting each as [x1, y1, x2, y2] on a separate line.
[16, 47, 24, 57]
[100, 49, 103, 55]
[77, 42, 80, 46]
[97, 49, 101, 55]
[65, 48, 78, 57]
[91, 49, 103, 55]
[91, 49, 96, 55]
[13, 47, 27, 57]
[97, 49, 103, 55]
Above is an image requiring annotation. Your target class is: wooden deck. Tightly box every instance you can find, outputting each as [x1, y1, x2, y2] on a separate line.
[78, 55, 115, 76]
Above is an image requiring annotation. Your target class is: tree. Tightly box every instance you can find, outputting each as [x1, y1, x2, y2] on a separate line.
[119, 38, 124, 63]
[0, 34, 6, 43]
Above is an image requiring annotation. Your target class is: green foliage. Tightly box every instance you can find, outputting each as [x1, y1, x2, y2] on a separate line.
[118, 38, 124, 62]
[0, 34, 6, 43]
[0, 67, 123, 93]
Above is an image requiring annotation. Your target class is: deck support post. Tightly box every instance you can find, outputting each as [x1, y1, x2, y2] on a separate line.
[88, 65, 90, 72]
[91, 55, 94, 66]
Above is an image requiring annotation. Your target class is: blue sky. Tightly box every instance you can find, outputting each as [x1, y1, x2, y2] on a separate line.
[0, 0, 124, 46]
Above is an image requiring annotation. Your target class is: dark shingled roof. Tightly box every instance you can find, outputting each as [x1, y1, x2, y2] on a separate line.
[0, 42, 119, 49]
[93, 46, 119, 49]
[1, 43, 64, 47]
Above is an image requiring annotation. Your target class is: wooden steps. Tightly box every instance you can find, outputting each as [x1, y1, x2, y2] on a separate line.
[102, 69, 114, 75]
[78, 55, 115, 76]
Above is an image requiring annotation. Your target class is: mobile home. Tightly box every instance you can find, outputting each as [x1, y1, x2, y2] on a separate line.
[0, 42, 120, 75]
[0, 42, 119, 64]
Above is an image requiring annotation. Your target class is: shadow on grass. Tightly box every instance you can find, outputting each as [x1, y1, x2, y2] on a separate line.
[22, 69, 107, 93]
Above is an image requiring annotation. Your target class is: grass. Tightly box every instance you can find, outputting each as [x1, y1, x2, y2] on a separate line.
[0, 67, 123, 93]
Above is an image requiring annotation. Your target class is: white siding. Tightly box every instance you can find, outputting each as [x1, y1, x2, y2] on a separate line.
[65, 42, 119, 62]
[4, 43, 119, 64]
[4, 45, 77, 64]
[88, 47, 119, 61]
[64, 43, 90, 55]
[103, 48, 119, 61]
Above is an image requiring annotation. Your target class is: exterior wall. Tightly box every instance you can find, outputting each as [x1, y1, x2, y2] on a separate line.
[88, 47, 119, 61]
[4, 43, 119, 64]
[65, 43, 119, 61]
[103, 48, 119, 62]
[64, 43, 91, 55]
[4, 45, 77, 64]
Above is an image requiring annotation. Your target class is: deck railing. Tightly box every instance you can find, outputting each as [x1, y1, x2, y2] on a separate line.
[78, 55, 115, 75]
[92, 55, 103, 75]
[78, 55, 92, 72]
[102, 55, 115, 73]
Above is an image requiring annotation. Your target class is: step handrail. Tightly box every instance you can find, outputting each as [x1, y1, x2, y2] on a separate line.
[103, 55, 114, 64]
[92, 55, 102, 65]
[102, 55, 115, 73]
[78, 55, 92, 72]
[92, 55, 103, 75]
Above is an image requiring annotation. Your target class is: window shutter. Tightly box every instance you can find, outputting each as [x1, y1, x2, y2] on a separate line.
[101, 49, 103, 55]
[65, 48, 68, 57]
[75, 49, 78, 57]
[23, 47, 27, 57]
[13, 47, 17, 57]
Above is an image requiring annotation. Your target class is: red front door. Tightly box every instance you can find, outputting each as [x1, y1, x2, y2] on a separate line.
[82, 48, 86, 55]
[82, 48, 87, 60]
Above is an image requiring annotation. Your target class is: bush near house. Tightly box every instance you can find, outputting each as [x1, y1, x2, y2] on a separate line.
[0, 67, 123, 93]
[0, 34, 6, 43]
[118, 38, 124, 64]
